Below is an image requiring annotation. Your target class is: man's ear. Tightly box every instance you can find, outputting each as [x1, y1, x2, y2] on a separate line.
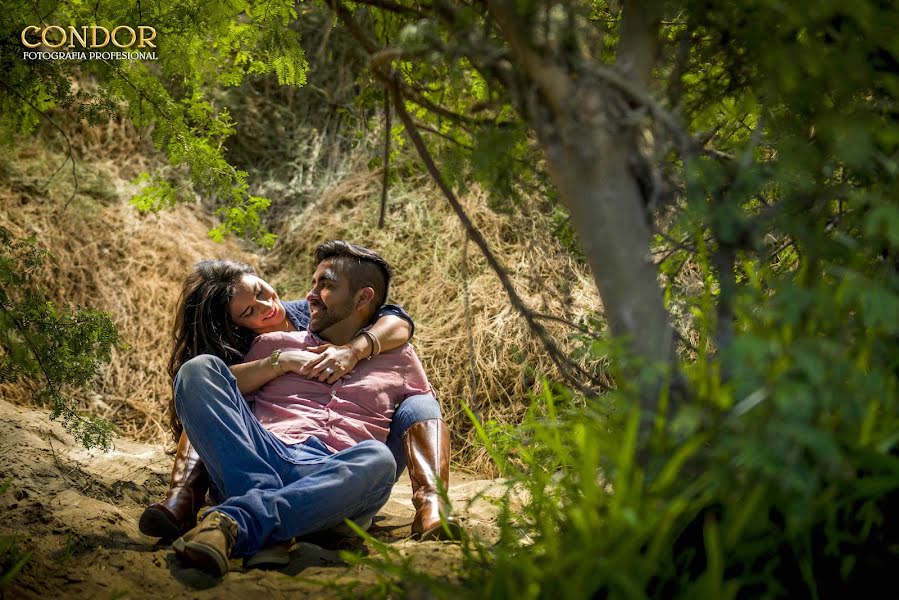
[354, 287, 375, 311]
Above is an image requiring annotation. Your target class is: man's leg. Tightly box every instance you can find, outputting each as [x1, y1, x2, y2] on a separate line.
[386, 393, 442, 478]
[386, 393, 461, 540]
[210, 439, 395, 557]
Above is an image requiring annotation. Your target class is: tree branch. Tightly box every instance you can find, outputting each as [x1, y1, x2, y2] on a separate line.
[484, 0, 571, 119]
[0, 79, 78, 208]
[379, 86, 391, 228]
[389, 78, 608, 396]
[350, 0, 427, 18]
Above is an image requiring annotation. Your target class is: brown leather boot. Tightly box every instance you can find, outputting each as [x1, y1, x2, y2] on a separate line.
[404, 419, 462, 540]
[172, 511, 237, 577]
[139, 431, 209, 539]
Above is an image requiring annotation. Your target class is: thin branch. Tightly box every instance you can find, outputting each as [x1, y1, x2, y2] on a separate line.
[0, 79, 78, 208]
[389, 78, 608, 396]
[484, 0, 571, 118]
[379, 86, 391, 228]
[414, 120, 474, 150]
[350, 0, 427, 18]
[462, 231, 481, 422]
[532, 312, 602, 338]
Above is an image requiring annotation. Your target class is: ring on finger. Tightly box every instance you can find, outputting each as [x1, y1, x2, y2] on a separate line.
[325, 367, 335, 375]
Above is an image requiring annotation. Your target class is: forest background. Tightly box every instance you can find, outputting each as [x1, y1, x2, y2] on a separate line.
[1, 0, 898, 598]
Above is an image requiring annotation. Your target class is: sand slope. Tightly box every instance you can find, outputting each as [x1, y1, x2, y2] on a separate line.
[0, 399, 504, 598]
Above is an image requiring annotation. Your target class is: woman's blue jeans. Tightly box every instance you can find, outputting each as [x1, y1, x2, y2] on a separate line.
[174, 354, 441, 556]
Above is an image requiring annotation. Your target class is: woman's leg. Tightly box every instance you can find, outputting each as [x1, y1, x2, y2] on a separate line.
[387, 394, 461, 540]
[215, 439, 396, 556]
[139, 431, 209, 539]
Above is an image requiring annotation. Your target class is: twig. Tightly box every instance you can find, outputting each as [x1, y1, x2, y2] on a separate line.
[349, 0, 427, 18]
[379, 85, 391, 228]
[532, 312, 602, 338]
[462, 231, 481, 422]
[0, 79, 78, 208]
[389, 77, 608, 396]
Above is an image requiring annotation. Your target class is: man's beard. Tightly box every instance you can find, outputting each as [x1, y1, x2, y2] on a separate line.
[308, 299, 353, 334]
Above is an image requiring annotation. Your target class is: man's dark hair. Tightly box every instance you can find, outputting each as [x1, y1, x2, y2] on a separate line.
[314, 240, 392, 311]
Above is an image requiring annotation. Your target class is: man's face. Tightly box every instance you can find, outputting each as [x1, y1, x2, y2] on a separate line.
[305, 258, 355, 334]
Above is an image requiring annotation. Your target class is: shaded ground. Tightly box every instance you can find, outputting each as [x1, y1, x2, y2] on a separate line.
[0, 399, 506, 599]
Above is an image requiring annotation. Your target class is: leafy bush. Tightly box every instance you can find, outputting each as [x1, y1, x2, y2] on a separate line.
[0, 227, 121, 450]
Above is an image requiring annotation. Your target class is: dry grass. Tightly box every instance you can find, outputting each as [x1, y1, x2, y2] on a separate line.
[0, 125, 253, 445]
[1, 114, 604, 476]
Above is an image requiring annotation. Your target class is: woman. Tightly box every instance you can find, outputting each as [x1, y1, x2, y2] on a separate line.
[139, 259, 458, 545]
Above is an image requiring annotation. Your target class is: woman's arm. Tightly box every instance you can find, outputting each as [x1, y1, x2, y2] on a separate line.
[302, 314, 413, 383]
[230, 349, 318, 394]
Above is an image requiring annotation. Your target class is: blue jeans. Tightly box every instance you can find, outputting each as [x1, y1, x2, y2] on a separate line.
[175, 355, 444, 556]
[175, 355, 400, 556]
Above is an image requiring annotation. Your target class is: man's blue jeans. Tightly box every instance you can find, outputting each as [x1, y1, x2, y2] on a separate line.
[175, 355, 442, 556]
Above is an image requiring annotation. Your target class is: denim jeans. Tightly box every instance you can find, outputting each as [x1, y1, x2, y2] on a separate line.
[175, 355, 400, 556]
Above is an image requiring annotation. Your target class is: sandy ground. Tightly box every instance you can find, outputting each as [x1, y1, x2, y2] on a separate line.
[0, 399, 507, 599]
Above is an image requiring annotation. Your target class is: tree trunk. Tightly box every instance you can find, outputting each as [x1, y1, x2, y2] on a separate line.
[537, 91, 676, 411]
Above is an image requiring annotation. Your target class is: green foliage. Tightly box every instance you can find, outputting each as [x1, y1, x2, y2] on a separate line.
[0, 227, 121, 450]
[312, 0, 899, 597]
[0, 0, 309, 247]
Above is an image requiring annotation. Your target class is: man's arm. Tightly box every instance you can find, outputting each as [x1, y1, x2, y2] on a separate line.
[302, 314, 414, 383]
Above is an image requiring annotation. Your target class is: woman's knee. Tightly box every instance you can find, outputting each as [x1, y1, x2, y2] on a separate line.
[353, 440, 397, 481]
[173, 354, 232, 415]
[175, 355, 228, 389]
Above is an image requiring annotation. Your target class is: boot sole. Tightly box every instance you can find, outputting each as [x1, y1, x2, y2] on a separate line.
[418, 520, 463, 542]
[139, 506, 185, 539]
[172, 537, 229, 577]
[243, 540, 294, 570]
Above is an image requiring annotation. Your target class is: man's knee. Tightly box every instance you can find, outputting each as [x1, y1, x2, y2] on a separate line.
[392, 394, 442, 433]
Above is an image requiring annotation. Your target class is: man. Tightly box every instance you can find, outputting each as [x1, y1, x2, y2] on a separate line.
[171, 241, 444, 576]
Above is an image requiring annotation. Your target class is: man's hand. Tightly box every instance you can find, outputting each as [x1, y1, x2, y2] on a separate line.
[301, 344, 359, 384]
[277, 349, 320, 376]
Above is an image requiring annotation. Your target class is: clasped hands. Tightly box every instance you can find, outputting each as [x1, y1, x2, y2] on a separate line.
[275, 344, 358, 384]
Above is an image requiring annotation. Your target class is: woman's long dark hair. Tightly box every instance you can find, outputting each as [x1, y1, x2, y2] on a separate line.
[167, 259, 258, 440]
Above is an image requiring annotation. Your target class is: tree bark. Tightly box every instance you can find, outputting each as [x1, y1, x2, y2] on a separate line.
[489, 0, 677, 411]
[538, 95, 676, 404]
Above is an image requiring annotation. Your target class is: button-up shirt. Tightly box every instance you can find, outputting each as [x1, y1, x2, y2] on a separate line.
[243, 330, 432, 452]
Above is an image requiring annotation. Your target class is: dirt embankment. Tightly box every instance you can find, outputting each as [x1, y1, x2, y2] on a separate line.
[0, 398, 508, 599]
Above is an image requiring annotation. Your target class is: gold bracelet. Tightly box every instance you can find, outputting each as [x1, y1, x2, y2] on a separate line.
[269, 349, 285, 376]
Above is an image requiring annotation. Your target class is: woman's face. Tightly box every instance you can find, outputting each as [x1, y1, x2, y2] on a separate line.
[228, 275, 287, 334]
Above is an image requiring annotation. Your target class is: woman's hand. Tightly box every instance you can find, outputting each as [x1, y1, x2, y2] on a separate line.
[300, 344, 360, 384]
